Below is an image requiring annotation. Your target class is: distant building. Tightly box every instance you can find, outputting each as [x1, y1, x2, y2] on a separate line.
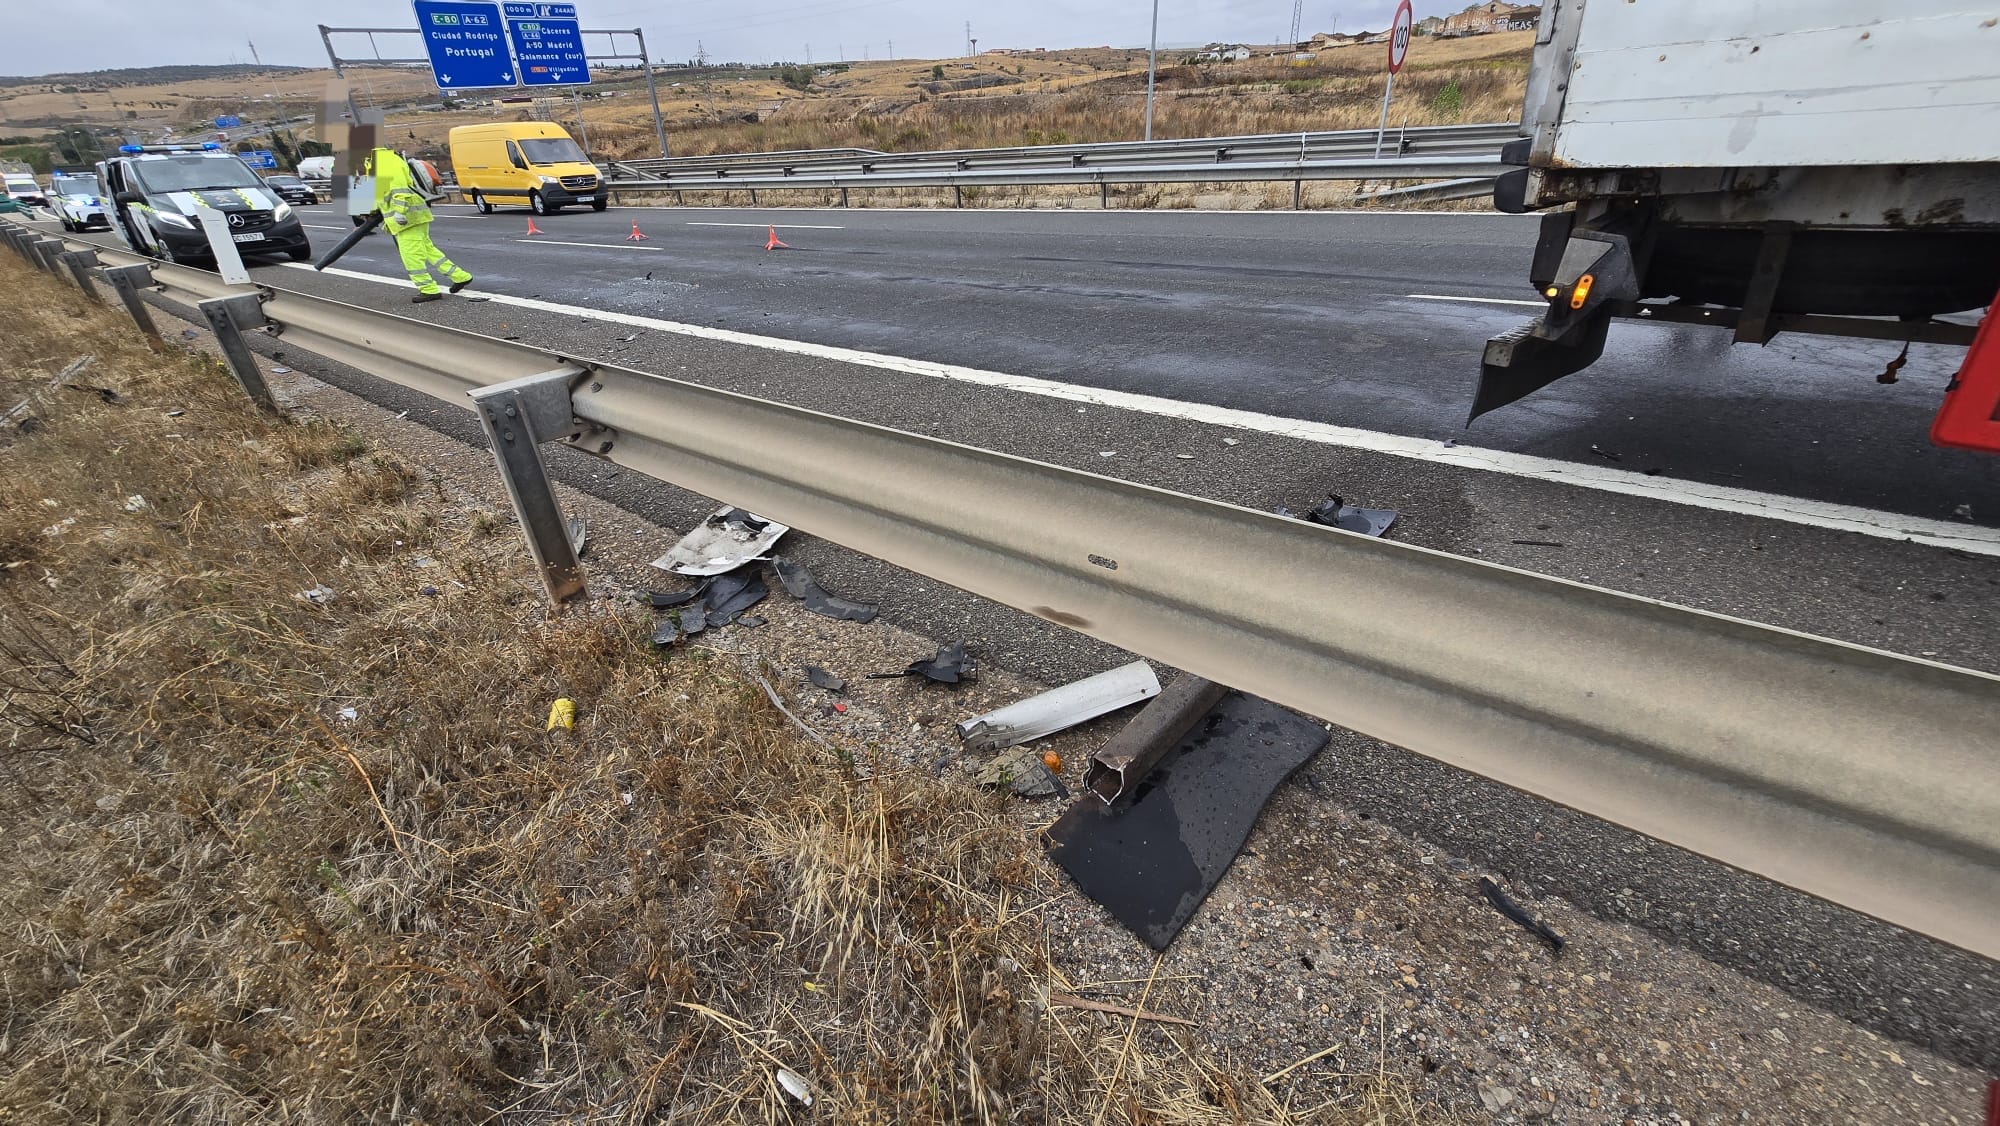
[1416, 15, 1446, 35]
[1196, 43, 1253, 62]
[1444, 1, 1530, 34]
[1505, 5, 1542, 30]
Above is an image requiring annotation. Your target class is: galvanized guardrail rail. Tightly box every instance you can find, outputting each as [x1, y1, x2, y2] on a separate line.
[602, 122, 1518, 204]
[6, 216, 1997, 963]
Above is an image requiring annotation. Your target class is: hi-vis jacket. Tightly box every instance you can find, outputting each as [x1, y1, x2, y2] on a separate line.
[369, 148, 432, 236]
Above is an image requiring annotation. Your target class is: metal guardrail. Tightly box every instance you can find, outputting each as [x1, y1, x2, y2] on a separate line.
[610, 123, 1517, 180]
[7, 216, 1998, 962]
[602, 123, 1517, 202]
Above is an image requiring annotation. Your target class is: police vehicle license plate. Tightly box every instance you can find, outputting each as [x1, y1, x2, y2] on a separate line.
[576, 195, 596, 203]
[231, 232, 264, 243]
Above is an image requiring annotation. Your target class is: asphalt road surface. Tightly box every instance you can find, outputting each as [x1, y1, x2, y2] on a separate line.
[31, 205, 2000, 1069]
[288, 199, 1997, 522]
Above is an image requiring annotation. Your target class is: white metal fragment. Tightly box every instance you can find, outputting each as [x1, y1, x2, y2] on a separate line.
[957, 660, 1162, 753]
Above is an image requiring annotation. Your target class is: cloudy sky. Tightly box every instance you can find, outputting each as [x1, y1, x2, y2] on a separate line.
[4, 0, 1467, 75]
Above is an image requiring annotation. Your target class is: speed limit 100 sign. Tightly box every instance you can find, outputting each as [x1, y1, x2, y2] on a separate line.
[1389, 0, 1414, 74]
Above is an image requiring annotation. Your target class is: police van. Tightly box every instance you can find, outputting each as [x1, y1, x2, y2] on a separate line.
[49, 172, 110, 232]
[95, 144, 311, 265]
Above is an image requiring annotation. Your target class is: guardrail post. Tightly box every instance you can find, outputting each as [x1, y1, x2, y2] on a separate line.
[749, 188, 759, 206]
[1100, 182, 1109, 209]
[953, 185, 963, 208]
[197, 293, 280, 414]
[1293, 180, 1303, 210]
[839, 188, 848, 208]
[468, 371, 588, 606]
[60, 249, 99, 294]
[30, 237, 64, 273]
[1, 227, 27, 259]
[101, 264, 162, 342]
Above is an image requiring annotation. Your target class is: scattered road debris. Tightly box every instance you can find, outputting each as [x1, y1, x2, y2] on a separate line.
[566, 516, 588, 558]
[737, 614, 767, 628]
[1478, 876, 1566, 953]
[679, 603, 708, 637]
[1174, 453, 1196, 460]
[53, 355, 95, 384]
[270, 365, 293, 375]
[1589, 444, 1622, 462]
[63, 383, 122, 405]
[546, 698, 576, 732]
[775, 558, 878, 622]
[871, 641, 975, 684]
[774, 1068, 814, 1107]
[1953, 503, 1975, 522]
[1042, 750, 1063, 772]
[1222, 438, 1240, 446]
[747, 668, 831, 749]
[650, 617, 681, 646]
[295, 584, 335, 605]
[1305, 494, 1396, 538]
[1047, 992, 1197, 1027]
[652, 507, 788, 575]
[647, 585, 705, 609]
[1047, 693, 1329, 949]
[702, 566, 769, 626]
[420, 585, 440, 597]
[337, 707, 359, 723]
[1877, 341, 1910, 384]
[1511, 539, 1565, 548]
[122, 495, 149, 513]
[976, 745, 1067, 798]
[1099, 450, 1117, 458]
[805, 665, 847, 694]
[1085, 675, 1231, 805]
[956, 659, 1160, 753]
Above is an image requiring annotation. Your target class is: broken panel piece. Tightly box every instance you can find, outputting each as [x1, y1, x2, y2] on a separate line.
[957, 660, 1161, 754]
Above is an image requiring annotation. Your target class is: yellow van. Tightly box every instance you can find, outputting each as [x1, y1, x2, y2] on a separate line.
[448, 122, 604, 216]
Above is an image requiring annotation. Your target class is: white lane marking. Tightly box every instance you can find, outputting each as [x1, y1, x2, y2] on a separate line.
[620, 204, 1521, 218]
[1407, 293, 1547, 308]
[284, 262, 2000, 557]
[304, 224, 349, 231]
[686, 221, 846, 229]
[515, 238, 662, 251]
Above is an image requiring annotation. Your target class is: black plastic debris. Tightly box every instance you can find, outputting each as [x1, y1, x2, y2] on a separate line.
[63, 384, 123, 405]
[806, 665, 847, 694]
[648, 585, 706, 609]
[703, 567, 769, 626]
[651, 617, 680, 646]
[1478, 877, 1566, 954]
[679, 603, 708, 637]
[1588, 444, 1622, 462]
[1044, 694, 1329, 950]
[906, 641, 973, 683]
[1306, 494, 1396, 538]
[737, 615, 767, 628]
[775, 558, 878, 623]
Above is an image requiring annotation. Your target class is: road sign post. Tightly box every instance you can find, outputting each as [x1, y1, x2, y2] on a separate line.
[412, 0, 515, 89]
[1375, 0, 1414, 158]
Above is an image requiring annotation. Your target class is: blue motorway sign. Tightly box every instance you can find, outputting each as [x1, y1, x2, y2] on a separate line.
[412, 0, 515, 89]
[244, 150, 277, 169]
[504, 3, 590, 87]
[215, 115, 241, 128]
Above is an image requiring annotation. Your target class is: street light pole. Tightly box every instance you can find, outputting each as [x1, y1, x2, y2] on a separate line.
[1144, 0, 1160, 141]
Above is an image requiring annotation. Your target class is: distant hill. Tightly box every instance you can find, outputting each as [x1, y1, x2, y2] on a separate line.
[0, 64, 309, 90]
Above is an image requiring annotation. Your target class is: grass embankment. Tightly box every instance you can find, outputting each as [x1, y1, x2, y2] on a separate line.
[0, 255, 1410, 1122]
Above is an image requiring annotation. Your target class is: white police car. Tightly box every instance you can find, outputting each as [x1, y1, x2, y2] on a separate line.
[49, 172, 110, 232]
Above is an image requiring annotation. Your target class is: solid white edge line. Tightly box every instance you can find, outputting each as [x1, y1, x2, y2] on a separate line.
[1406, 293, 1548, 308]
[283, 261, 2000, 558]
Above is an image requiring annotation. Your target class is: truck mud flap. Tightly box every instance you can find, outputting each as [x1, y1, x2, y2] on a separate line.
[1470, 313, 1611, 422]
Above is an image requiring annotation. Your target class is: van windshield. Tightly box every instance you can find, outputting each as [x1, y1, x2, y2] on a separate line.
[130, 155, 265, 194]
[55, 175, 101, 197]
[519, 137, 588, 165]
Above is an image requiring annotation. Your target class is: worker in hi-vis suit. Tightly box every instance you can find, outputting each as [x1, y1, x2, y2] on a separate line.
[370, 147, 472, 303]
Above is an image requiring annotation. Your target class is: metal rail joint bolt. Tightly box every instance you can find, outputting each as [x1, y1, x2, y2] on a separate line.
[468, 369, 591, 607]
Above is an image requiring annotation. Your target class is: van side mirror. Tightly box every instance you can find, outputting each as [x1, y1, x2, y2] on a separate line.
[115, 191, 144, 206]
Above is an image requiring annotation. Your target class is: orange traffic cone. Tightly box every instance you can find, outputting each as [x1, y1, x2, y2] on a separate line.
[525, 217, 544, 236]
[765, 225, 789, 251]
[625, 220, 650, 242]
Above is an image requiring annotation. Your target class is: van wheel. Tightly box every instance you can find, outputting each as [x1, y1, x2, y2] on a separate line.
[473, 192, 493, 214]
[530, 190, 555, 215]
[591, 197, 608, 212]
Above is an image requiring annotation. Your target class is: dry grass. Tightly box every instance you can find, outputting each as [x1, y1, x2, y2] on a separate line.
[0, 253, 1426, 1122]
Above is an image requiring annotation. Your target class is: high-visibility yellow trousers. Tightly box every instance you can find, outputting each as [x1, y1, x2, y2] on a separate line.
[393, 223, 471, 295]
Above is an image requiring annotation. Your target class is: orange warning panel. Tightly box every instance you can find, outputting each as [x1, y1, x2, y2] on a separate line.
[1932, 289, 2000, 454]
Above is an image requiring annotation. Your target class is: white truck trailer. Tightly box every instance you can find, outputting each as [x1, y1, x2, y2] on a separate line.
[1482, 1, 2000, 453]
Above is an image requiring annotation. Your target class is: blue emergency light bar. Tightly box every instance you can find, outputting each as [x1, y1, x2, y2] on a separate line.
[117, 143, 225, 153]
